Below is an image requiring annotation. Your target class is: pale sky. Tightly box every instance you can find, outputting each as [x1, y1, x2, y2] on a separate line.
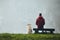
[0, 0, 60, 34]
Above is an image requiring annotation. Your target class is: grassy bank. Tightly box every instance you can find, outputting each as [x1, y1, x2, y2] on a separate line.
[0, 33, 60, 40]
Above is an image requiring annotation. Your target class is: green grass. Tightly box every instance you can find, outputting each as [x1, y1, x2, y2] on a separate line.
[0, 33, 60, 40]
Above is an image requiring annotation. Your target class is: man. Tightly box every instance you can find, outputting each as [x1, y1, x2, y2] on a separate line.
[36, 13, 45, 29]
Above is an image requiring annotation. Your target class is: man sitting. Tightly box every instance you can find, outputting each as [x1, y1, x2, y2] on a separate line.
[36, 13, 45, 29]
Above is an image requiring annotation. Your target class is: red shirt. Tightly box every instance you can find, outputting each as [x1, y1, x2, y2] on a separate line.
[36, 16, 45, 26]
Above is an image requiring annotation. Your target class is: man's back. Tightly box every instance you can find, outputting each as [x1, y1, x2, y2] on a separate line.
[36, 16, 45, 26]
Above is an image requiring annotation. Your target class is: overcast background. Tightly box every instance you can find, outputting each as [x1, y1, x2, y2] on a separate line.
[0, 0, 60, 34]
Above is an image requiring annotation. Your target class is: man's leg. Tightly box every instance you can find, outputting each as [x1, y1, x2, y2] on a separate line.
[38, 25, 44, 33]
[41, 25, 44, 33]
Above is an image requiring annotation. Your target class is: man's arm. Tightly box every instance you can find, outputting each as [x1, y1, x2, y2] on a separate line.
[43, 19, 45, 25]
[36, 18, 38, 25]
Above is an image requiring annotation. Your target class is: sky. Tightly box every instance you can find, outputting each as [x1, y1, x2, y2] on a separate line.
[0, 0, 60, 34]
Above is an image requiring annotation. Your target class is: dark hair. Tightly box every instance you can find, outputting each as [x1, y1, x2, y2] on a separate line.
[39, 13, 42, 16]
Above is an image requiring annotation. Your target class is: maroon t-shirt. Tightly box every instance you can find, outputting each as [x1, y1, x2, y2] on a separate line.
[36, 16, 45, 26]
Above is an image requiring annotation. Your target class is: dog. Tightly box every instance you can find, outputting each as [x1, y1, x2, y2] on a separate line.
[27, 24, 32, 34]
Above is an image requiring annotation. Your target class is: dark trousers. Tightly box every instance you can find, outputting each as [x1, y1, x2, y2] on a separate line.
[38, 25, 44, 29]
[37, 25, 44, 33]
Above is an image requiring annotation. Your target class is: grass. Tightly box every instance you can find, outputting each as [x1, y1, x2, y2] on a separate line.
[0, 33, 60, 40]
